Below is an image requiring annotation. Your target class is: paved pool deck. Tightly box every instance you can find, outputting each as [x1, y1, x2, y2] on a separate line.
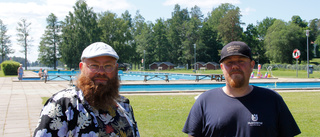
[1, 71, 320, 136]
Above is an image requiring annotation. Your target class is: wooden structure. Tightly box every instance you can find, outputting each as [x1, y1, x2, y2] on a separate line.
[149, 62, 175, 70]
[142, 74, 169, 82]
[44, 74, 74, 85]
[194, 74, 224, 82]
[205, 62, 220, 70]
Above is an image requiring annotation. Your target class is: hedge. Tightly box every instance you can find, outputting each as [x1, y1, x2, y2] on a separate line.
[1, 60, 20, 75]
[261, 63, 320, 71]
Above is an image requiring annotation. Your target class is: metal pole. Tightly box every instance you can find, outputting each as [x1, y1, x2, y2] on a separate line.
[143, 50, 145, 71]
[296, 58, 298, 77]
[306, 30, 310, 78]
[194, 44, 196, 71]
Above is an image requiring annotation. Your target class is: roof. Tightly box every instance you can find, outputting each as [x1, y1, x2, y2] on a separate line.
[205, 62, 219, 65]
[149, 62, 175, 66]
[160, 62, 175, 66]
[196, 62, 206, 65]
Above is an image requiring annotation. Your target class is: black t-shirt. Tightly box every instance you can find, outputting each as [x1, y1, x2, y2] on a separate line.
[183, 86, 301, 137]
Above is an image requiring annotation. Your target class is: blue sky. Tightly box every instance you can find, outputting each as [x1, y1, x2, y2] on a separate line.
[0, 0, 319, 62]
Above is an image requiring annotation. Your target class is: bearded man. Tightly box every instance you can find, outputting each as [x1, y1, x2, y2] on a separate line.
[183, 41, 301, 137]
[34, 42, 139, 137]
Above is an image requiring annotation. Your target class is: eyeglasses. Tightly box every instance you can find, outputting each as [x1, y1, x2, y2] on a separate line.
[87, 63, 116, 73]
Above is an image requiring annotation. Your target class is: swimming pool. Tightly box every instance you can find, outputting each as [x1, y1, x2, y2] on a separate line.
[33, 71, 212, 81]
[119, 82, 320, 92]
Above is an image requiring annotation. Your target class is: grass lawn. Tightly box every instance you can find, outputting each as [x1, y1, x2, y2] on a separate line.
[41, 92, 320, 136]
[126, 92, 320, 136]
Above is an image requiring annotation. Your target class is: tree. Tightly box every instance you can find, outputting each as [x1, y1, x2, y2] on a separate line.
[0, 19, 13, 63]
[167, 4, 190, 65]
[180, 6, 203, 68]
[197, 21, 221, 63]
[38, 13, 61, 69]
[16, 18, 32, 70]
[207, 3, 236, 31]
[264, 20, 304, 63]
[98, 10, 134, 63]
[309, 18, 319, 42]
[256, 17, 276, 40]
[217, 7, 243, 44]
[153, 18, 170, 62]
[60, 0, 100, 69]
[242, 24, 268, 64]
[291, 15, 308, 28]
[135, 22, 155, 66]
[133, 10, 149, 65]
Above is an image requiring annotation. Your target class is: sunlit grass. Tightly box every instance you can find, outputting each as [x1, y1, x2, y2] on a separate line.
[41, 92, 320, 136]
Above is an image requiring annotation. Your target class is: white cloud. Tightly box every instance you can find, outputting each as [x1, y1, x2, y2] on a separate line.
[0, 0, 132, 62]
[241, 7, 256, 16]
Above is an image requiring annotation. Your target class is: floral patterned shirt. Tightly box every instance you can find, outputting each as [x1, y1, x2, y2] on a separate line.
[34, 87, 138, 137]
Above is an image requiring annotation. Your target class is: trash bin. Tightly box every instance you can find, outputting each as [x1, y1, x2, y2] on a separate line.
[309, 65, 313, 74]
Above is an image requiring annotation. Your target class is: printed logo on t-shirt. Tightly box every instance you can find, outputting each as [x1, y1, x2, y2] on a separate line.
[248, 114, 263, 126]
[251, 114, 258, 121]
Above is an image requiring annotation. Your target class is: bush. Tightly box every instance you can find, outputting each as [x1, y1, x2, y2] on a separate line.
[1, 61, 20, 75]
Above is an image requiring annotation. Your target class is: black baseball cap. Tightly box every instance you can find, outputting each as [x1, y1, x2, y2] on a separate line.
[219, 41, 252, 63]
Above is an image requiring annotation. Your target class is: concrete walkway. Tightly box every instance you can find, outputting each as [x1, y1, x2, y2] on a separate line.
[1, 71, 320, 136]
[0, 76, 70, 137]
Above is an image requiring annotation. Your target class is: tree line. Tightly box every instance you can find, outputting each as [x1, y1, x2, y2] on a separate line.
[1, 0, 320, 70]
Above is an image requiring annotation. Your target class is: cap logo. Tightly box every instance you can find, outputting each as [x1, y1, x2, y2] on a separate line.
[227, 45, 241, 53]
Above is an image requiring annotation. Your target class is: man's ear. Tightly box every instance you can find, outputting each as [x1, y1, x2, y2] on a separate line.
[251, 60, 255, 69]
[79, 62, 83, 70]
[220, 63, 224, 70]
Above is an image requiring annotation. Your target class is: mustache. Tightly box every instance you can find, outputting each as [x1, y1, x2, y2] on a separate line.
[230, 70, 243, 74]
[93, 74, 110, 80]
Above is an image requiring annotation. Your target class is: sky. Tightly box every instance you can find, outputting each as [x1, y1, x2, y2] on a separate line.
[0, 0, 319, 62]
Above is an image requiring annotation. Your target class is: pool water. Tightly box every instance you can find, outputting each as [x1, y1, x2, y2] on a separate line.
[33, 71, 211, 81]
[120, 82, 320, 92]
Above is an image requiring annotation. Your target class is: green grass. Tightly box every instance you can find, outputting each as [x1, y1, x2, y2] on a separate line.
[0, 70, 4, 77]
[41, 92, 320, 136]
[280, 92, 320, 136]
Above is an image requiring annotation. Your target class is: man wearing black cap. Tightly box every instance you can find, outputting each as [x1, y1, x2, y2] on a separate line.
[34, 42, 139, 137]
[183, 41, 300, 137]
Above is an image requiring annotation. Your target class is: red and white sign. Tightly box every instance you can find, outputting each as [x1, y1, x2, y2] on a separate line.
[292, 49, 300, 59]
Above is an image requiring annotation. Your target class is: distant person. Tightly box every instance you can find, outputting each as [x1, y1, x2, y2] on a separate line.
[34, 42, 139, 137]
[38, 68, 43, 77]
[43, 69, 48, 76]
[183, 41, 301, 137]
[17, 64, 23, 81]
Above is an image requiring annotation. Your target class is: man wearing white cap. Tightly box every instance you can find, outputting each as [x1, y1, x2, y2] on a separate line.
[34, 42, 139, 137]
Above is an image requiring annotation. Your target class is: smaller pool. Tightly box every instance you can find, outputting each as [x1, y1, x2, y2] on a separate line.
[22, 77, 41, 81]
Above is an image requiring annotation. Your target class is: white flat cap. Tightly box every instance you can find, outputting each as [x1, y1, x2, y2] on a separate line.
[81, 42, 119, 60]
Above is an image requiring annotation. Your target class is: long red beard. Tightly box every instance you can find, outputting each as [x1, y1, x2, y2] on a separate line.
[76, 73, 120, 110]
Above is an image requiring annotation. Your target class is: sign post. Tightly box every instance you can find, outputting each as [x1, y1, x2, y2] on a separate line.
[292, 49, 301, 77]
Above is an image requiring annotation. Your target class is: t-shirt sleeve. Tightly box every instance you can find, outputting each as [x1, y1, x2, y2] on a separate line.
[277, 96, 301, 136]
[182, 94, 204, 136]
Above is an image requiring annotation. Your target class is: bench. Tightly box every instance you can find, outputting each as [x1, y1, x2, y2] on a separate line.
[212, 74, 225, 82]
[195, 74, 224, 82]
[142, 74, 169, 82]
[44, 74, 74, 84]
[200, 67, 206, 72]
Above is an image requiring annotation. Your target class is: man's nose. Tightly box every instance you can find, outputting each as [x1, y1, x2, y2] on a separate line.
[231, 63, 240, 69]
[96, 66, 106, 73]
